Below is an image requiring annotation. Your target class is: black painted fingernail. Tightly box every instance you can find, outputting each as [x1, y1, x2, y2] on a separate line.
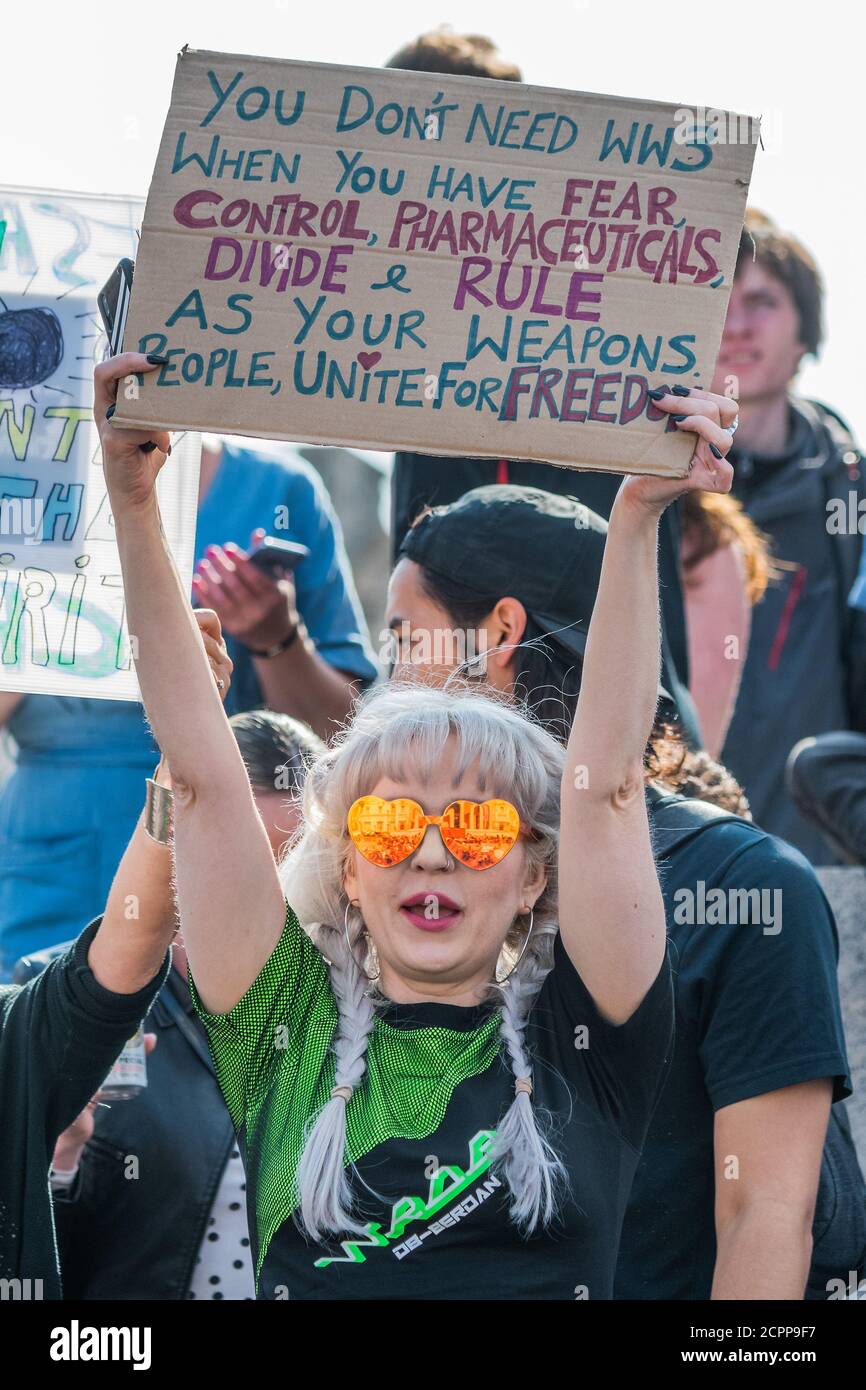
[647, 388, 666, 400]
[671, 385, 690, 396]
[709, 443, 723, 459]
[105, 404, 115, 419]
[672, 414, 688, 422]
[146, 354, 169, 365]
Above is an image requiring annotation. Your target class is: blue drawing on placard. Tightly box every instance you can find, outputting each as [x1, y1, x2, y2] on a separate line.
[0, 303, 64, 389]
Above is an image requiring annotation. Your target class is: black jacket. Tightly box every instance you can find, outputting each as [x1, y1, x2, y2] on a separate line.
[50, 964, 237, 1300]
[0, 921, 168, 1300]
[722, 398, 866, 863]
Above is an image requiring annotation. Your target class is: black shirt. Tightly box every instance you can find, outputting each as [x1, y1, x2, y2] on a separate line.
[0, 919, 169, 1299]
[193, 906, 674, 1300]
[615, 795, 852, 1299]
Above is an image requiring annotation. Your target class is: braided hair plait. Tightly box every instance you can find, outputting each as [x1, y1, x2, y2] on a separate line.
[491, 920, 568, 1232]
[294, 907, 376, 1242]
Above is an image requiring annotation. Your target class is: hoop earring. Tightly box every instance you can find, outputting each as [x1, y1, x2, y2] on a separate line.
[497, 909, 534, 985]
[343, 900, 380, 983]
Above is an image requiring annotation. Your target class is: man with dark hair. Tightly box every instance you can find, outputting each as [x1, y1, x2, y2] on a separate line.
[716, 210, 866, 862]
[385, 30, 700, 746]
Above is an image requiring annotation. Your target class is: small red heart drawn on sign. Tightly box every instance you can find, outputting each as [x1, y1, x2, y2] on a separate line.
[357, 351, 382, 371]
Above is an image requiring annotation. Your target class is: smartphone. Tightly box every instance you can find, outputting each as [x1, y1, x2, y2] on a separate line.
[98, 258, 135, 356]
[97, 258, 159, 453]
[247, 536, 310, 576]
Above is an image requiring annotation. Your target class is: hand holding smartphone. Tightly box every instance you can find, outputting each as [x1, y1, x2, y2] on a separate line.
[247, 536, 310, 577]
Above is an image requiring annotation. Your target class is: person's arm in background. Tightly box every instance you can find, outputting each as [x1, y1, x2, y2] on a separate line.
[685, 832, 851, 1299]
[193, 530, 361, 740]
[713, 1080, 832, 1299]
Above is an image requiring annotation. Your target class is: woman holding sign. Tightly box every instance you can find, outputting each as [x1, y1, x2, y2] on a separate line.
[95, 351, 735, 1299]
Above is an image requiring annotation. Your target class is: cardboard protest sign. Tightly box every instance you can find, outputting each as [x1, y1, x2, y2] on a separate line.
[0, 185, 200, 700]
[115, 50, 757, 476]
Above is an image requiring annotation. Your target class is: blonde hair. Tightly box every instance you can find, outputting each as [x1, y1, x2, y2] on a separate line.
[280, 681, 568, 1240]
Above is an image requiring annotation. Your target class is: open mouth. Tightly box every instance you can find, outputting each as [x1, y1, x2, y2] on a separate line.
[399, 892, 463, 931]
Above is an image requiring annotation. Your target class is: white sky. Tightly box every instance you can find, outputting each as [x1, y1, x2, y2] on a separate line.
[4, 0, 862, 441]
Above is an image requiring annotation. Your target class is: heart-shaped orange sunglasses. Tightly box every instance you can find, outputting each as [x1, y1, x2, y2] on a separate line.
[347, 795, 526, 871]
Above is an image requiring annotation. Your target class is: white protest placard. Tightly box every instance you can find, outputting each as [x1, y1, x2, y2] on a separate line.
[114, 50, 756, 476]
[0, 185, 201, 700]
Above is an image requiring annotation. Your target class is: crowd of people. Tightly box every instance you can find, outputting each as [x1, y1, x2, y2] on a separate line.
[1, 29, 865, 1305]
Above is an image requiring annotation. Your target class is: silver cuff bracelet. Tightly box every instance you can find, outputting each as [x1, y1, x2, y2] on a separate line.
[144, 777, 174, 845]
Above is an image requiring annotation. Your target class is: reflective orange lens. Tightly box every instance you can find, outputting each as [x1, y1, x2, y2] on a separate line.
[347, 796, 522, 870]
[438, 799, 521, 870]
[347, 797, 427, 868]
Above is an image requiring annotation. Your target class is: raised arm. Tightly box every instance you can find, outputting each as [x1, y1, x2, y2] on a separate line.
[559, 389, 737, 1022]
[95, 354, 285, 1013]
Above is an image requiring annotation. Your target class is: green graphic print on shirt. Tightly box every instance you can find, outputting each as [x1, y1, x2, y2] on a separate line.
[314, 1127, 501, 1268]
[190, 904, 503, 1285]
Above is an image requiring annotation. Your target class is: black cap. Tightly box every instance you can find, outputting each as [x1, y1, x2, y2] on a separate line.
[398, 484, 608, 660]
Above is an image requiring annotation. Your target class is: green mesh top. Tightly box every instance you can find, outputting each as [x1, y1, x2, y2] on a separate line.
[190, 903, 503, 1287]
[190, 901, 673, 1300]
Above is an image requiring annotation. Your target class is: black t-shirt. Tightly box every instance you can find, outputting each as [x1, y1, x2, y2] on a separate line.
[193, 907, 674, 1300]
[615, 796, 852, 1300]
